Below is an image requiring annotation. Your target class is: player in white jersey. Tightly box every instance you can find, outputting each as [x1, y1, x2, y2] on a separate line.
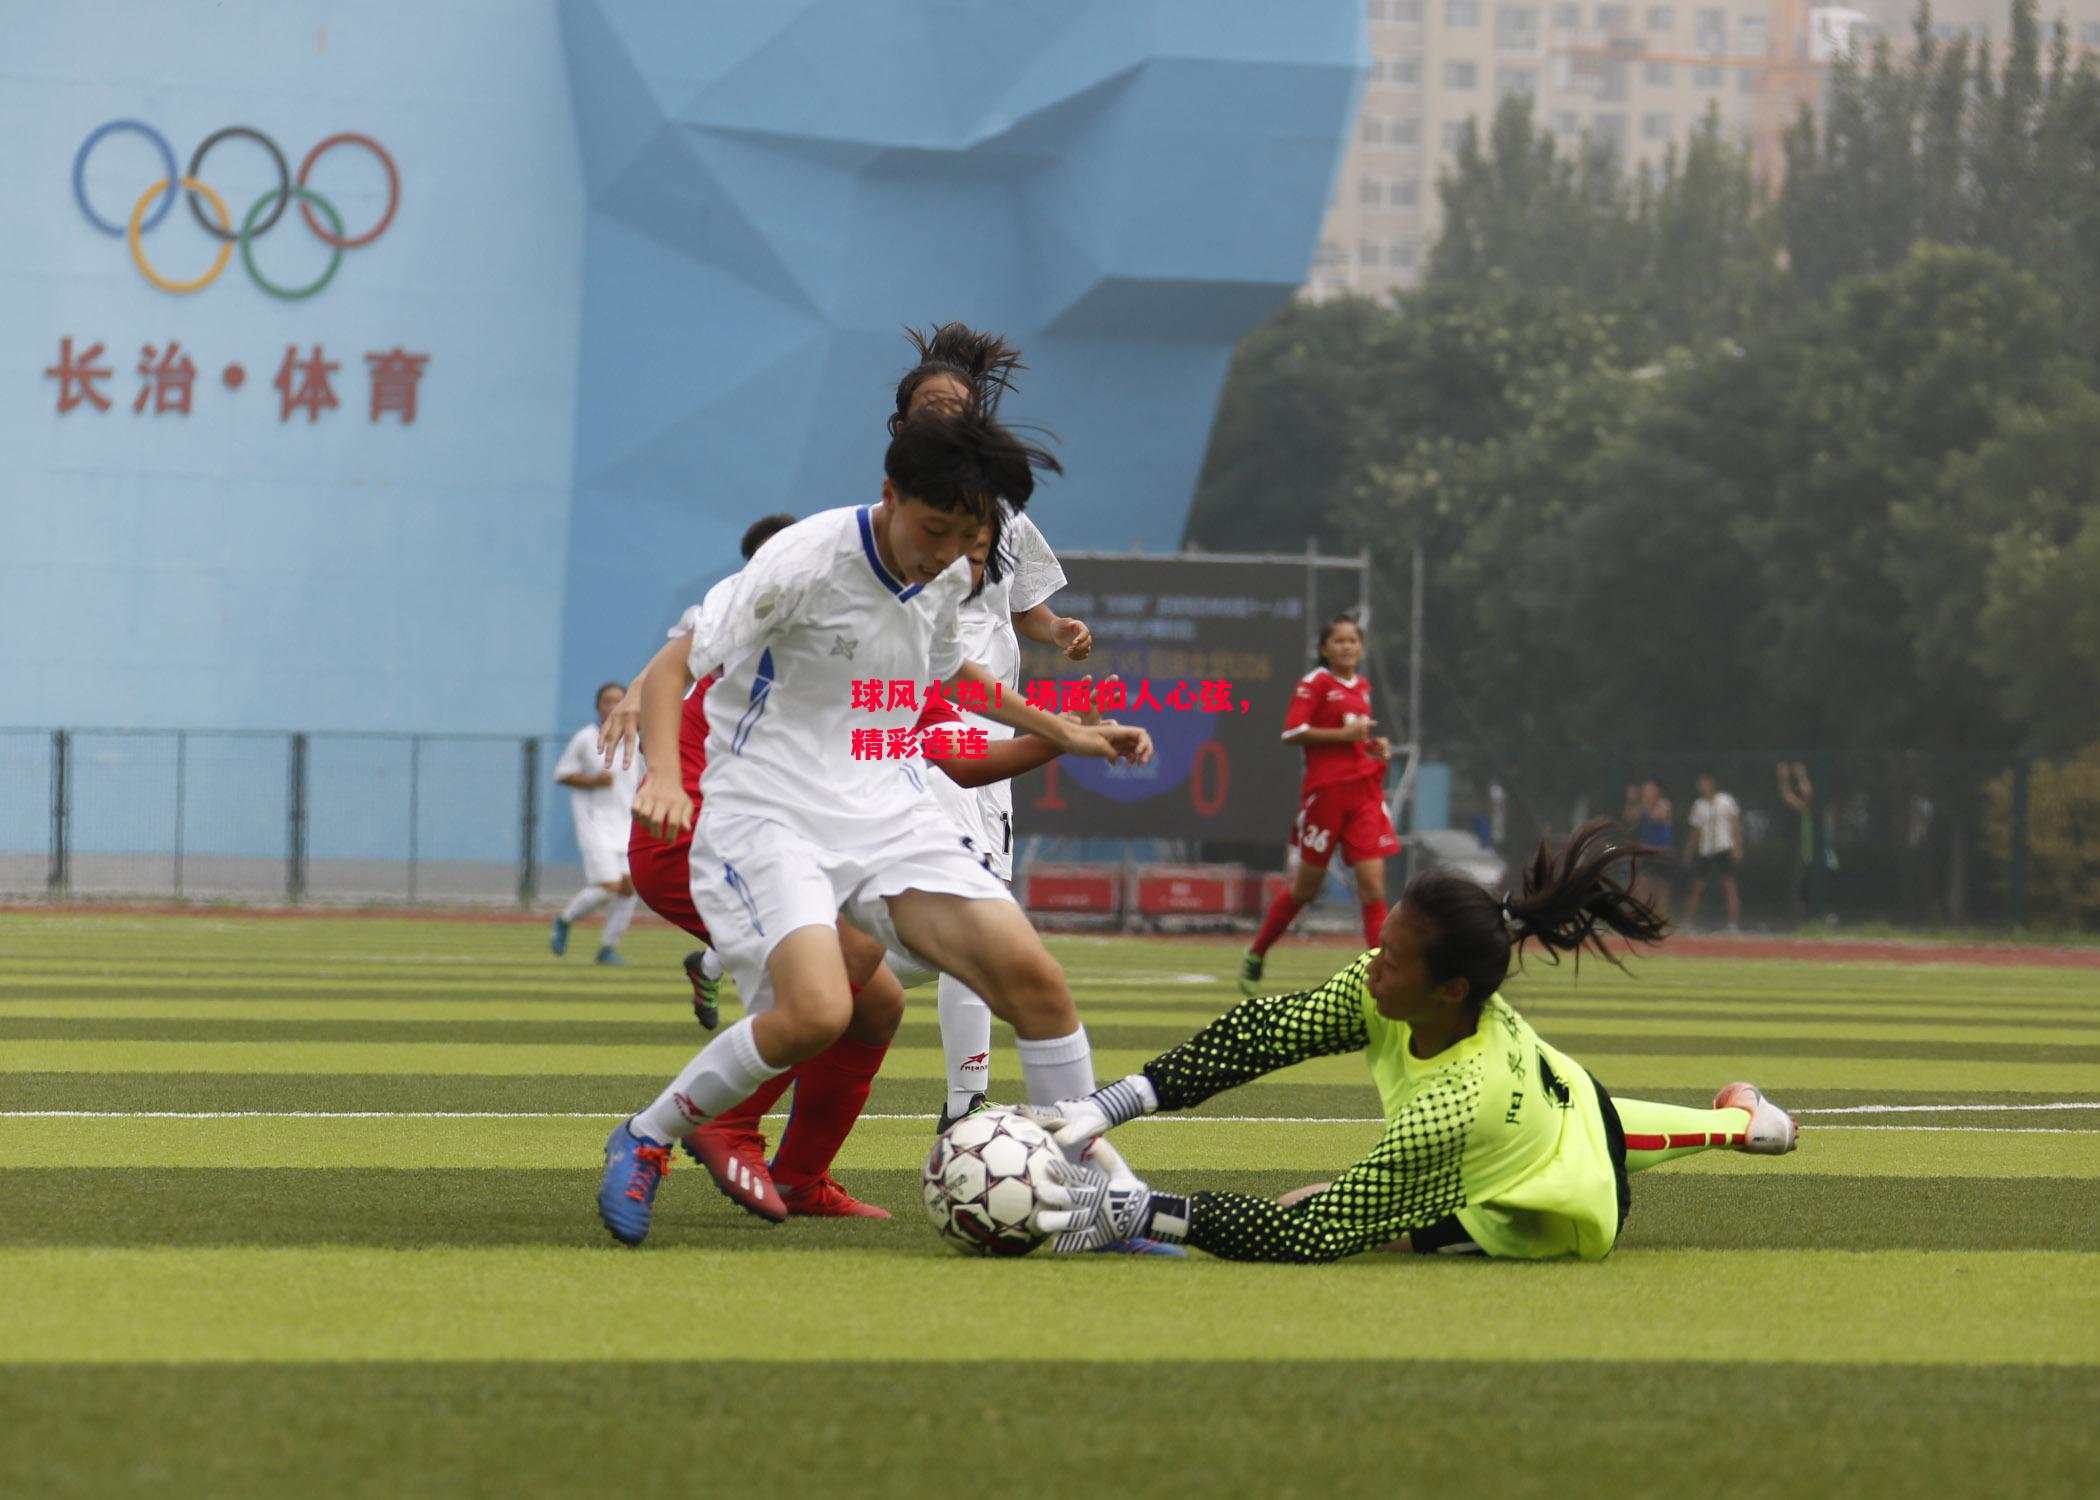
[550, 681, 644, 965]
[596, 409, 1150, 1245]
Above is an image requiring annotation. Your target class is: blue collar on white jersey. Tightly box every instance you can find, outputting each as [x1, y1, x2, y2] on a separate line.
[858, 506, 925, 601]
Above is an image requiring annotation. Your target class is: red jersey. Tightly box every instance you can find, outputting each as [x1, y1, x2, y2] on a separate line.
[915, 694, 963, 737]
[676, 674, 715, 801]
[1281, 668, 1382, 794]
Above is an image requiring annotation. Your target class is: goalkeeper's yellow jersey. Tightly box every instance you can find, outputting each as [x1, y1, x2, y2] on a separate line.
[1140, 952, 1626, 1262]
[1362, 979, 1624, 1260]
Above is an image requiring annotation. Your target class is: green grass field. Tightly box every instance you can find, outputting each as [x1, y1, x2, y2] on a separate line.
[2, 911, 2096, 1497]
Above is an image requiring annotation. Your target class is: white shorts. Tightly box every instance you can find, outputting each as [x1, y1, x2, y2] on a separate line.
[577, 829, 631, 886]
[688, 807, 1013, 1015]
[929, 773, 1014, 882]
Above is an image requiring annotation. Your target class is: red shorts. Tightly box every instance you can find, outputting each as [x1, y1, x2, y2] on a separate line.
[1292, 779, 1400, 869]
[629, 821, 711, 942]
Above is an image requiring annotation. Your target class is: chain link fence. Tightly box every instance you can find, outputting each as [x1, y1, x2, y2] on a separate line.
[0, 728, 592, 908]
[1424, 747, 2079, 933]
[3, 728, 2086, 932]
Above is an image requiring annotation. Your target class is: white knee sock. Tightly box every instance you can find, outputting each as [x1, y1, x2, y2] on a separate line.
[629, 1017, 787, 1144]
[561, 886, 612, 923]
[695, 947, 724, 981]
[1013, 1026, 1094, 1107]
[936, 973, 995, 1114]
[599, 894, 638, 950]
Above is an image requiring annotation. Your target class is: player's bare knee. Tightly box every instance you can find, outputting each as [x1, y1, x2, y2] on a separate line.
[755, 992, 851, 1063]
[847, 967, 906, 1044]
[1291, 864, 1325, 902]
[990, 948, 1077, 1037]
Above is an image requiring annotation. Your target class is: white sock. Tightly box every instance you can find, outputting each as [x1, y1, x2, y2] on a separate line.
[697, 947, 724, 981]
[561, 886, 612, 923]
[937, 973, 995, 1114]
[1014, 1026, 1094, 1107]
[629, 1017, 787, 1144]
[599, 894, 638, 950]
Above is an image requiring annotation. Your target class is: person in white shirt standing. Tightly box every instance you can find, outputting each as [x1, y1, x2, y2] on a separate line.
[551, 682, 645, 965]
[1682, 771, 1743, 934]
[597, 408, 1150, 1246]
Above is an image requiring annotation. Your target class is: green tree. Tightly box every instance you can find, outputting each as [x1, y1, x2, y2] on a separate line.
[1182, 295, 1394, 554]
[1747, 245, 2066, 747]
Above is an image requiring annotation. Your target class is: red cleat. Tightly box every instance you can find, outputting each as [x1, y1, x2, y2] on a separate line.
[681, 1125, 787, 1223]
[779, 1173, 891, 1219]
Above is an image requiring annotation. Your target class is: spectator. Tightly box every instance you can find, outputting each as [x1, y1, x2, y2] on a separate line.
[1625, 778, 1673, 917]
[1776, 761, 1836, 923]
[1682, 771, 1742, 932]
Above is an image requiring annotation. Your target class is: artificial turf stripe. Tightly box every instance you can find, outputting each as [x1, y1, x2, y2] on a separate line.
[0, 1171, 2091, 1253]
[1, 1246, 2093, 1364]
[10, 974, 2097, 1019]
[6, 1039, 2094, 1091]
[8, 1003, 2098, 1052]
[4, 1015, 2094, 1066]
[10, 993, 2100, 1034]
[4, 1361, 2095, 1500]
[4, 1113, 2094, 1177]
[6, 1071, 2093, 1119]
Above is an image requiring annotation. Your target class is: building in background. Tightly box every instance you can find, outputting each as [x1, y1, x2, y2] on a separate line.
[1308, 0, 2088, 298]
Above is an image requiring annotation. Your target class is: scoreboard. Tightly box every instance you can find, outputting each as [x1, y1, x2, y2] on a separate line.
[1015, 553, 1368, 843]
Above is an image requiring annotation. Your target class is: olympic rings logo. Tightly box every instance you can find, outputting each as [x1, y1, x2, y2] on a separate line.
[72, 121, 399, 298]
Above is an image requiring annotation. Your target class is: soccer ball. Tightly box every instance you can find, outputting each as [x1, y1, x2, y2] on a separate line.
[922, 1107, 1063, 1256]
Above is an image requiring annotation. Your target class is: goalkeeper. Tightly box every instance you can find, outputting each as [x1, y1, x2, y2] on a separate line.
[1034, 819, 1798, 1262]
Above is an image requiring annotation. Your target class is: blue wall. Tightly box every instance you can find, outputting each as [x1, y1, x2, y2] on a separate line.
[2, 0, 584, 735]
[2, 0, 1363, 754]
[555, 0, 1366, 720]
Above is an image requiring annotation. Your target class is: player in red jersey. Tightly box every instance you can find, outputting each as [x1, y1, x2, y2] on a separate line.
[625, 513, 908, 1220]
[632, 514, 801, 1032]
[1238, 615, 1399, 996]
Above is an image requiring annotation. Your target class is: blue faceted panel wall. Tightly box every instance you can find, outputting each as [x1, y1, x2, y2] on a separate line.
[554, 0, 1366, 716]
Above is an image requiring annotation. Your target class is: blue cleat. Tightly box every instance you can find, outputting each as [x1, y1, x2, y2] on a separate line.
[594, 947, 623, 966]
[1103, 1238, 1186, 1257]
[549, 917, 570, 957]
[598, 1120, 674, 1246]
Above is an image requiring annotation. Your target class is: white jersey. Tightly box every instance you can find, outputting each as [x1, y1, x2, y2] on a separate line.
[555, 724, 642, 848]
[678, 504, 970, 848]
[963, 503, 1066, 693]
[945, 503, 1065, 874]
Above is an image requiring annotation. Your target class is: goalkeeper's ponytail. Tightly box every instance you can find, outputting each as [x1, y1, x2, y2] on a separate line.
[1402, 818, 1669, 1010]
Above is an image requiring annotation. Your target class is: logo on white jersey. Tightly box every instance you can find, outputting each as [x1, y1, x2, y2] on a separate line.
[830, 634, 858, 660]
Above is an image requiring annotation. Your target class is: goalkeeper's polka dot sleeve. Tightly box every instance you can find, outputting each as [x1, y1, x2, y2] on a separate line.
[1173, 1062, 1481, 1262]
[1138, 955, 1374, 1111]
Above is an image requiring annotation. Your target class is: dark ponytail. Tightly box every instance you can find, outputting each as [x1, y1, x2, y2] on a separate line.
[1401, 818, 1669, 1009]
[889, 322, 1026, 436]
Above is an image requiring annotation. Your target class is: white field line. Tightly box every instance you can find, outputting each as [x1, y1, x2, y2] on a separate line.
[1793, 1101, 2100, 1114]
[1, 1102, 2097, 1132]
